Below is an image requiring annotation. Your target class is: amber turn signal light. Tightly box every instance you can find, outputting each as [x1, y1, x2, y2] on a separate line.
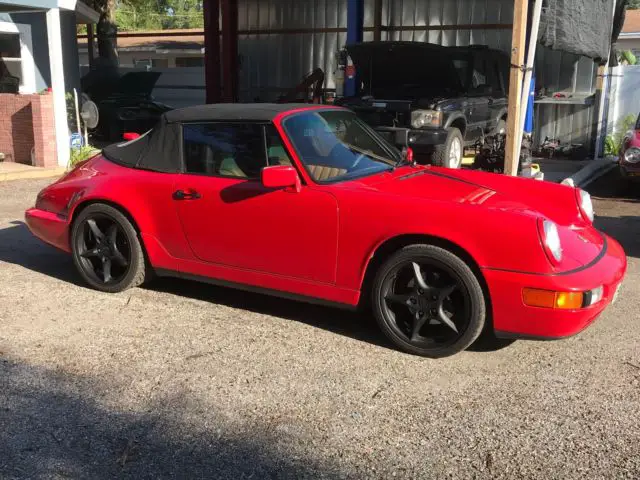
[522, 288, 584, 309]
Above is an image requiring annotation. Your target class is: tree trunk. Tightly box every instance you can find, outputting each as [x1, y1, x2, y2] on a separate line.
[94, 0, 118, 67]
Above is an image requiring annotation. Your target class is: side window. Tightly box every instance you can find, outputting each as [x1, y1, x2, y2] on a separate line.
[452, 59, 470, 89]
[471, 57, 488, 90]
[182, 123, 267, 179]
[636, 113, 640, 131]
[265, 125, 293, 166]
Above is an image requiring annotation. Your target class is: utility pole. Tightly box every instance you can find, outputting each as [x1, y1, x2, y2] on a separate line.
[504, 0, 529, 176]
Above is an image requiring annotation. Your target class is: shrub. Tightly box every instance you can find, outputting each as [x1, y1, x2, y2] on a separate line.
[69, 145, 99, 168]
[604, 114, 637, 156]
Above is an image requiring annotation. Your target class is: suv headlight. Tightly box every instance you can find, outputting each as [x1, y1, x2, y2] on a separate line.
[539, 219, 563, 264]
[624, 147, 640, 163]
[411, 110, 443, 129]
[576, 189, 594, 223]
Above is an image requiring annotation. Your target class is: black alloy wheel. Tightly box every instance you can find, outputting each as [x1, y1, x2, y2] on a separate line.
[71, 204, 148, 293]
[372, 245, 486, 358]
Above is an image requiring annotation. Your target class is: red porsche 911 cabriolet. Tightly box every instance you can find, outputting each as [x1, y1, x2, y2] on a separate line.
[25, 104, 626, 357]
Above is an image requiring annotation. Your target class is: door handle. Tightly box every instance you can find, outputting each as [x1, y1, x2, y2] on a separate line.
[173, 189, 201, 200]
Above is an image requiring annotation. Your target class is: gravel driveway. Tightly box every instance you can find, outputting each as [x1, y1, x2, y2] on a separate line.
[1, 173, 639, 479]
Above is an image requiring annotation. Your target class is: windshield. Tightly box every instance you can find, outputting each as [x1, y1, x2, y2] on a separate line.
[282, 110, 401, 183]
[347, 45, 463, 98]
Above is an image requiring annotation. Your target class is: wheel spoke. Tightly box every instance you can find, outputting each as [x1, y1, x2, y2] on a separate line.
[111, 249, 128, 267]
[107, 224, 118, 248]
[81, 248, 100, 258]
[411, 262, 429, 289]
[411, 312, 428, 341]
[438, 284, 457, 301]
[385, 293, 410, 306]
[102, 257, 112, 283]
[437, 306, 459, 333]
[87, 219, 105, 241]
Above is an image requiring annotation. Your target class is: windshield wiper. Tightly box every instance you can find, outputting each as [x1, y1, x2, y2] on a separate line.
[341, 142, 395, 166]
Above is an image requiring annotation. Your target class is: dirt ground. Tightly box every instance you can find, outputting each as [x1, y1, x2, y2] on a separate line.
[0, 170, 638, 479]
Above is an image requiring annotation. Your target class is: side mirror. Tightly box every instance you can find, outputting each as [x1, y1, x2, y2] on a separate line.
[261, 165, 301, 192]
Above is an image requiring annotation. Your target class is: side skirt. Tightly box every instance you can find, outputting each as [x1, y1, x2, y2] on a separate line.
[155, 268, 359, 311]
[494, 330, 569, 341]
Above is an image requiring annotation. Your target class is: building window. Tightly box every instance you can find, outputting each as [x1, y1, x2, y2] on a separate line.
[175, 56, 204, 68]
[0, 32, 21, 93]
[133, 58, 152, 69]
[152, 58, 169, 68]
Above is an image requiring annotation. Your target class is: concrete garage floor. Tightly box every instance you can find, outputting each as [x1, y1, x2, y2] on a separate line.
[0, 173, 639, 479]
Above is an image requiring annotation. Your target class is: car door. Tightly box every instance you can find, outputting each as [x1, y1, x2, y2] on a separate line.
[173, 121, 339, 284]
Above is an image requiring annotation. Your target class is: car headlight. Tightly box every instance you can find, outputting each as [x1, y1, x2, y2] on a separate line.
[576, 188, 594, 223]
[624, 147, 640, 163]
[539, 219, 563, 264]
[411, 110, 443, 129]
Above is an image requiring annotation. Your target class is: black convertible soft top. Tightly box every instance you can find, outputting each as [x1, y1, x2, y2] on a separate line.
[102, 103, 312, 173]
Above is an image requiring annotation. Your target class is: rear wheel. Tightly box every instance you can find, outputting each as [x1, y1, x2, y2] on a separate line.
[371, 245, 486, 358]
[432, 127, 464, 169]
[71, 204, 148, 293]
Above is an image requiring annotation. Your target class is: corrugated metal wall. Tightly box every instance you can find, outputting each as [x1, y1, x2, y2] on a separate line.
[237, 0, 348, 101]
[533, 48, 597, 149]
[234, 0, 597, 149]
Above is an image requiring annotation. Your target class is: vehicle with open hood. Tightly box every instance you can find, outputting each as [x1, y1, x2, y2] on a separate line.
[81, 69, 172, 141]
[337, 42, 509, 169]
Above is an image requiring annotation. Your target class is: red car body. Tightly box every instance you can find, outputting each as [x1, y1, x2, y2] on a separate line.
[619, 115, 640, 178]
[26, 105, 626, 343]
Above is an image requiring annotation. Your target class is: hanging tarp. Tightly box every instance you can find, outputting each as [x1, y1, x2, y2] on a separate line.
[538, 0, 628, 62]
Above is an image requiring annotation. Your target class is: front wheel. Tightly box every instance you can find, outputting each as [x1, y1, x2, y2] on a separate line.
[432, 127, 464, 169]
[71, 203, 149, 293]
[371, 245, 486, 358]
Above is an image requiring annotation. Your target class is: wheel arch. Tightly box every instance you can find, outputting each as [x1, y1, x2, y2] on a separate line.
[446, 114, 467, 137]
[70, 198, 143, 235]
[359, 233, 492, 320]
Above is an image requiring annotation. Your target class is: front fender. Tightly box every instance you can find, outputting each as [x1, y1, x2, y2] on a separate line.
[444, 112, 466, 131]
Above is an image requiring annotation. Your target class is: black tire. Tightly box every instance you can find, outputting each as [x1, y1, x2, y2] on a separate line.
[494, 118, 507, 135]
[432, 127, 464, 169]
[371, 244, 486, 358]
[71, 203, 148, 293]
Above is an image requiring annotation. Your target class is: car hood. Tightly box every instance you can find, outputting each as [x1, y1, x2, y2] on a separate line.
[345, 166, 604, 271]
[352, 166, 576, 222]
[82, 71, 162, 101]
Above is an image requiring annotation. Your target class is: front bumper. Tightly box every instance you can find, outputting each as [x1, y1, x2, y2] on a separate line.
[619, 163, 640, 178]
[375, 126, 448, 150]
[25, 208, 71, 253]
[483, 234, 627, 339]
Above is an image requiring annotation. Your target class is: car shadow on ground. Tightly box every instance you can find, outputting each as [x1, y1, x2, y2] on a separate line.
[0, 358, 341, 479]
[586, 169, 640, 259]
[149, 276, 393, 350]
[594, 215, 640, 259]
[0, 221, 510, 354]
[0, 221, 80, 285]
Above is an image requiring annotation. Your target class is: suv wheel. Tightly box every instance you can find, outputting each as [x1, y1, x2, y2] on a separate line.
[432, 127, 464, 169]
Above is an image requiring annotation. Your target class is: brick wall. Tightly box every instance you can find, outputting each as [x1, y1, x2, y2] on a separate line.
[0, 93, 58, 167]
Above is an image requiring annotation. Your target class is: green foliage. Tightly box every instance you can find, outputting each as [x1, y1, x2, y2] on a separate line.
[115, 0, 204, 31]
[619, 50, 637, 65]
[65, 92, 79, 132]
[604, 114, 637, 156]
[628, 0, 640, 9]
[70, 145, 100, 168]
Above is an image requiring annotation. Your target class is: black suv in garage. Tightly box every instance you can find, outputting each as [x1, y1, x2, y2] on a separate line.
[337, 42, 509, 168]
